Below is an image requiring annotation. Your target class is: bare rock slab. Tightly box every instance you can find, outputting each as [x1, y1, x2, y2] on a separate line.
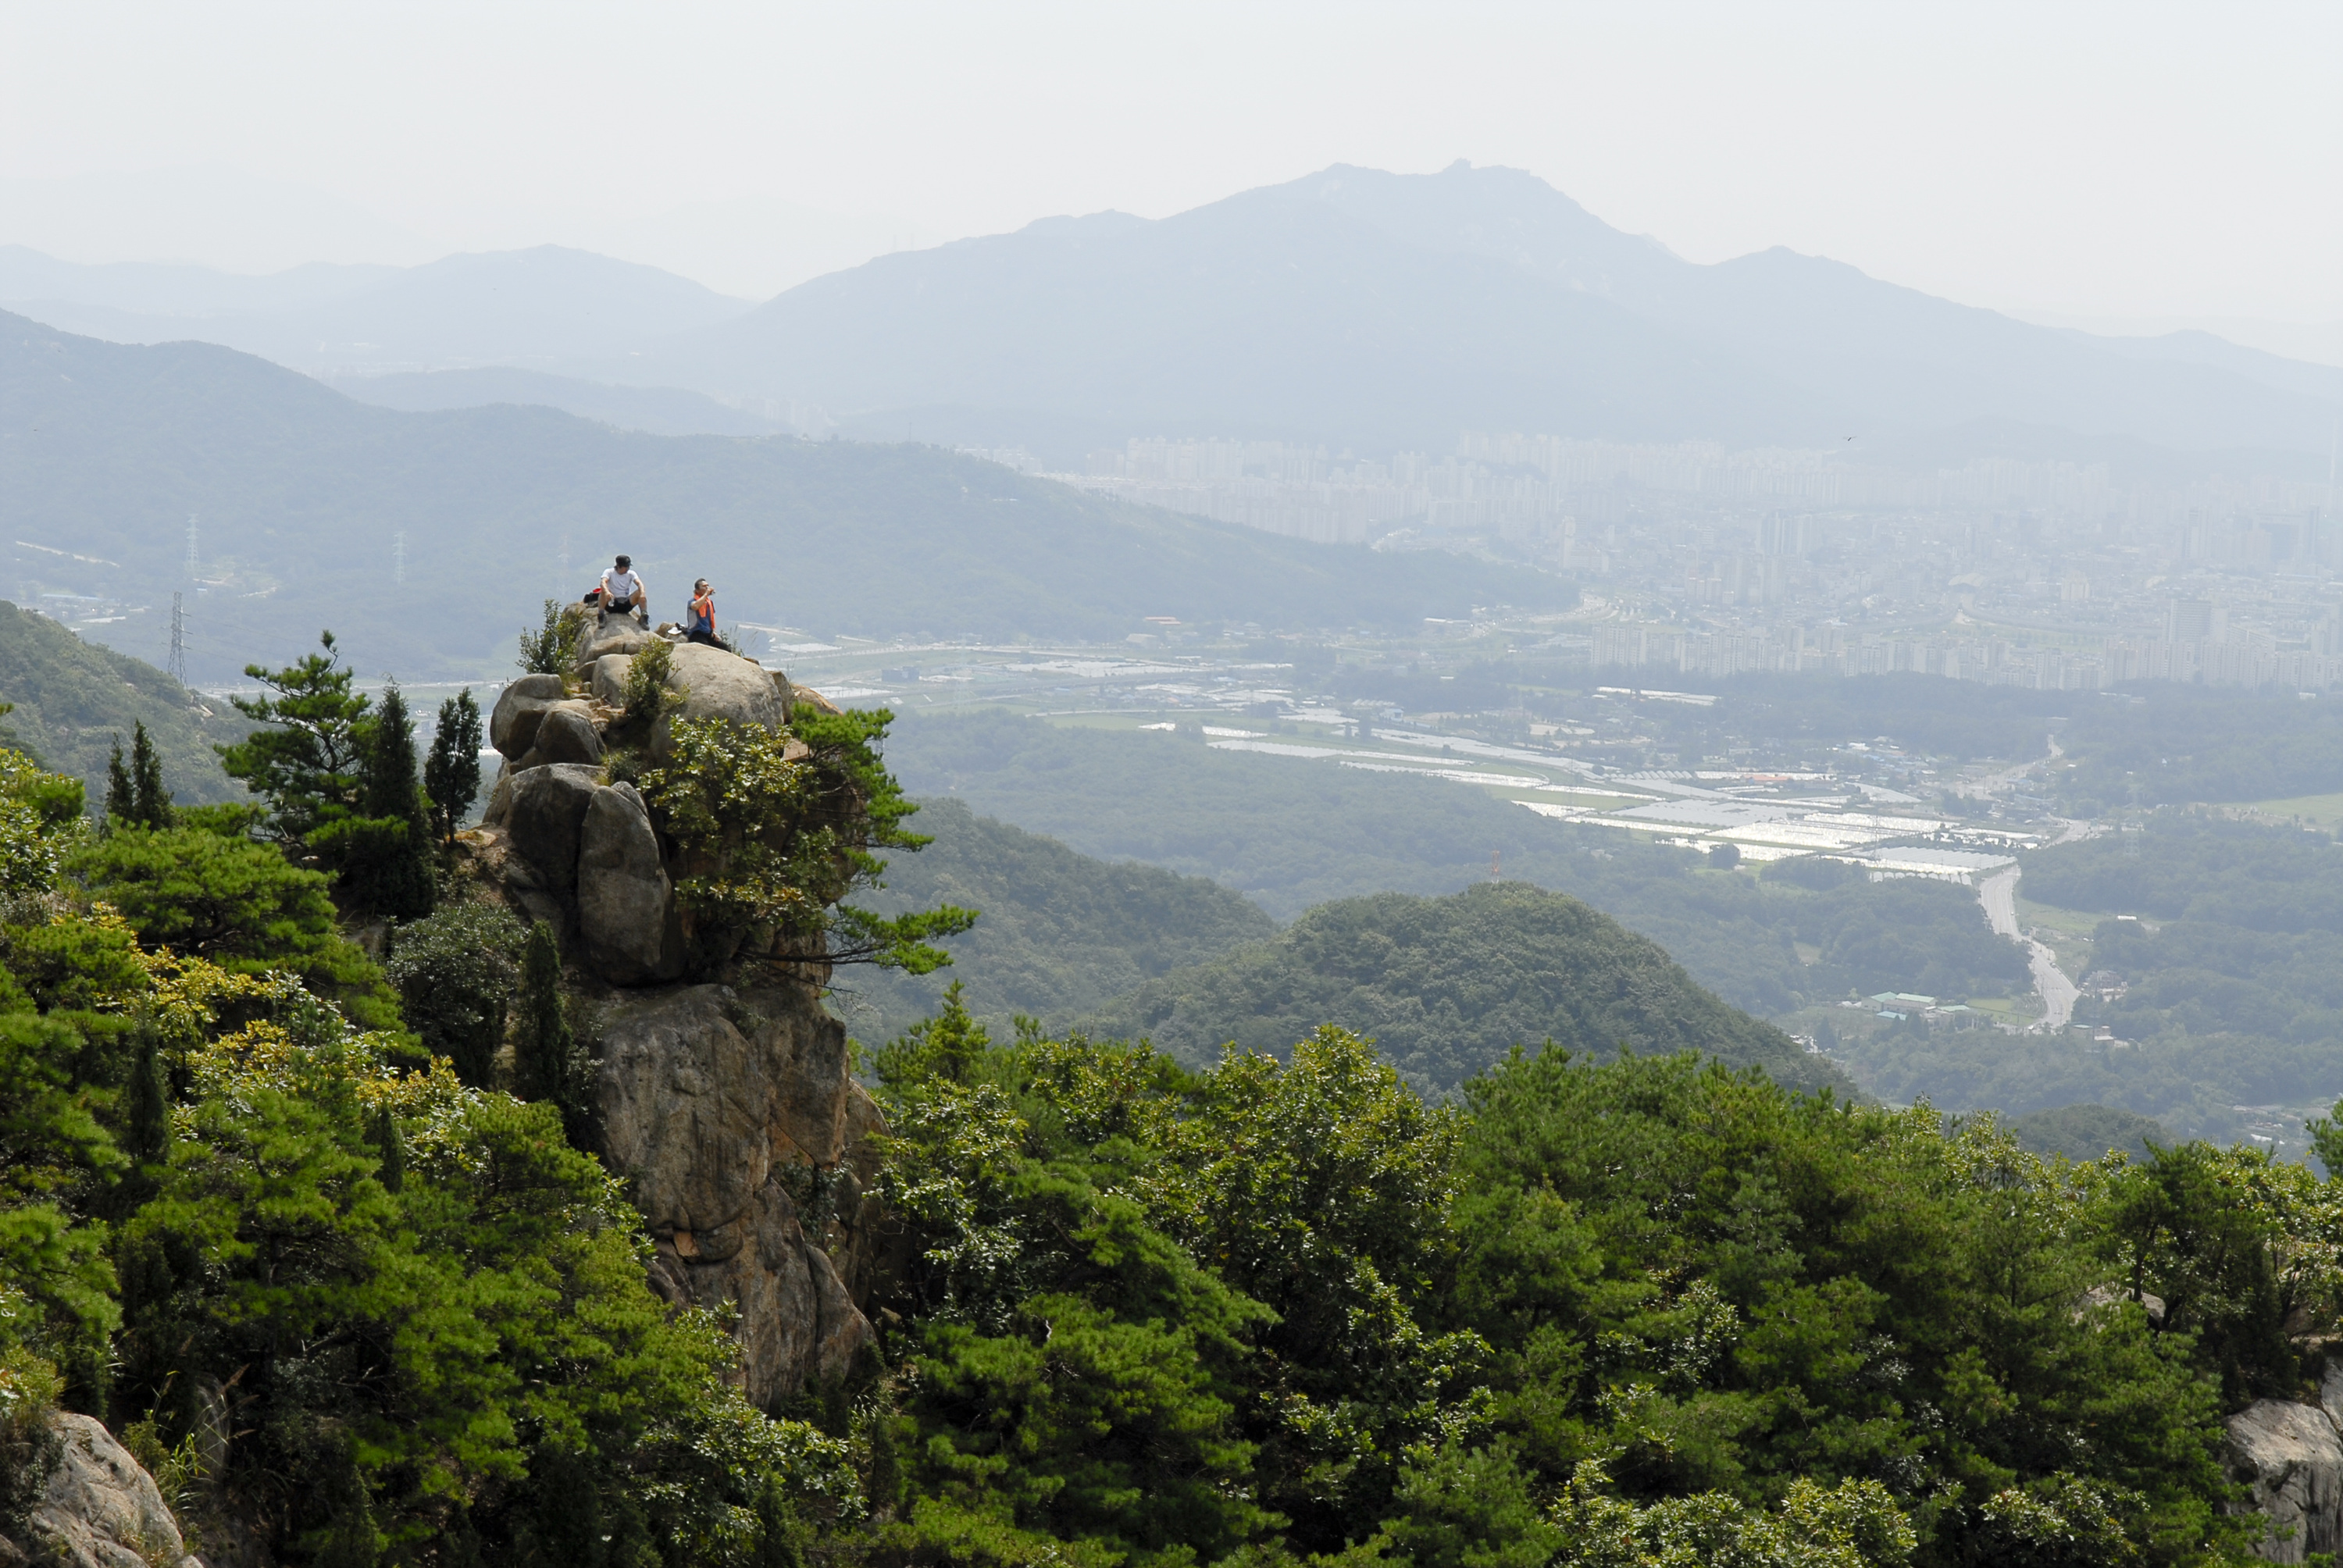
[496, 762, 604, 895]
[11, 1412, 196, 1568]
[651, 643, 786, 760]
[578, 782, 679, 983]
[533, 706, 604, 766]
[2230, 1396, 2343, 1562]
[590, 984, 876, 1405]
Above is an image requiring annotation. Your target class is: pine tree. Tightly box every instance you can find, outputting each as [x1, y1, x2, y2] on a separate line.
[323, 683, 437, 919]
[104, 735, 134, 829]
[127, 1034, 169, 1168]
[512, 920, 574, 1108]
[129, 722, 173, 828]
[423, 690, 483, 844]
[218, 631, 371, 847]
[369, 1105, 405, 1195]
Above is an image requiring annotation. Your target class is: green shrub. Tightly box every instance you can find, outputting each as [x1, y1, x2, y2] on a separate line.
[517, 599, 586, 675]
[383, 903, 526, 1085]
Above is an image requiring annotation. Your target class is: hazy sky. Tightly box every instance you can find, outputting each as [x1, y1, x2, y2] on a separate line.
[2, 1, 2336, 325]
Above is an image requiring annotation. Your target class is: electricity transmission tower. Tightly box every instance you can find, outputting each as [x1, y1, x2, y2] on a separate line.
[167, 592, 186, 683]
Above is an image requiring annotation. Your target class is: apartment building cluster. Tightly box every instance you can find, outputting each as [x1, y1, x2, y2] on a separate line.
[1060, 438, 1576, 546]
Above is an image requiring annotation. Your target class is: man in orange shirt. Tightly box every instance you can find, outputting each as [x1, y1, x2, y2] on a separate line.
[686, 578, 719, 647]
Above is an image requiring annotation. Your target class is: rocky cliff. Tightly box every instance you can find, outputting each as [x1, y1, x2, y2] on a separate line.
[462, 615, 889, 1407]
[2230, 1367, 2343, 1563]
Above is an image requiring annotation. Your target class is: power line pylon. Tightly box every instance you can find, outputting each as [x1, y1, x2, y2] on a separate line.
[167, 592, 186, 684]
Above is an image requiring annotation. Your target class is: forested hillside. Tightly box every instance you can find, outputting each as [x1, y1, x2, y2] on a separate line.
[0, 600, 243, 803]
[0, 642, 2323, 1566]
[0, 314, 1565, 682]
[1837, 812, 2343, 1143]
[885, 709, 2028, 1017]
[863, 995, 2307, 1567]
[1082, 882, 1843, 1096]
[841, 797, 1277, 1044]
[2056, 686, 2343, 809]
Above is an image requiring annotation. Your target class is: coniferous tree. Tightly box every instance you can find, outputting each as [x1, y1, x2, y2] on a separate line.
[103, 735, 134, 829]
[126, 1034, 169, 1169]
[423, 689, 483, 844]
[325, 683, 437, 919]
[103, 724, 177, 831]
[512, 920, 574, 1108]
[369, 1105, 405, 1195]
[129, 722, 172, 829]
[218, 631, 371, 846]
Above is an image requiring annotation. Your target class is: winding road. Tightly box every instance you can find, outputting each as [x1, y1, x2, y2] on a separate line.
[1976, 819, 2091, 1032]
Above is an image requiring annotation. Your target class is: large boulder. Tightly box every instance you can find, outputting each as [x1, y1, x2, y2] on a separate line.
[652, 643, 786, 760]
[7, 1412, 197, 1568]
[577, 615, 653, 665]
[578, 782, 680, 984]
[533, 706, 604, 767]
[590, 984, 878, 1405]
[590, 653, 635, 707]
[491, 763, 603, 895]
[2231, 1393, 2343, 1562]
[489, 674, 572, 759]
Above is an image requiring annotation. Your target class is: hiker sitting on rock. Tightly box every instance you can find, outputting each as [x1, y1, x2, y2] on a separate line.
[600, 555, 647, 624]
[686, 579, 720, 647]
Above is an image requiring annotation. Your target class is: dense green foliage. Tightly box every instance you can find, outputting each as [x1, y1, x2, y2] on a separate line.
[384, 902, 526, 1085]
[1756, 864, 2032, 1000]
[845, 799, 1278, 1045]
[2, 317, 1564, 683]
[638, 710, 975, 975]
[1085, 882, 1840, 1098]
[2009, 1103, 2173, 1163]
[0, 601, 244, 805]
[2057, 686, 2343, 809]
[883, 711, 2025, 1018]
[103, 722, 174, 831]
[328, 682, 437, 919]
[0, 731, 864, 1564]
[843, 988, 2313, 1567]
[66, 816, 404, 1032]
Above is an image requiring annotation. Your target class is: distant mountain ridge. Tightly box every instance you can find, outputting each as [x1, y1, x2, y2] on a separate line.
[1, 244, 753, 372]
[6, 166, 2333, 462]
[0, 311, 1563, 682]
[641, 161, 2339, 458]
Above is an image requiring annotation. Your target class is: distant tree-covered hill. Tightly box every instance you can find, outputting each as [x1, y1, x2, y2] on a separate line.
[0, 312, 1567, 683]
[0, 601, 244, 806]
[2006, 1103, 2171, 1163]
[884, 708, 2026, 1019]
[1081, 882, 1846, 1098]
[839, 797, 1278, 1046]
[1837, 813, 2343, 1146]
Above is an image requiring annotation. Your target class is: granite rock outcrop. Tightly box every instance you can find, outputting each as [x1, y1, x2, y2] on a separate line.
[2, 1413, 197, 1568]
[463, 631, 880, 1407]
[2229, 1364, 2343, 1562]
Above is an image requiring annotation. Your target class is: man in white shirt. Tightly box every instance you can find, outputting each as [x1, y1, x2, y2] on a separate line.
[599, 555, 647, 625]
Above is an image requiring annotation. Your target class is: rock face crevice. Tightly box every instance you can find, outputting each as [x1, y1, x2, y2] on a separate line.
[461, 626, 881, 1408]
